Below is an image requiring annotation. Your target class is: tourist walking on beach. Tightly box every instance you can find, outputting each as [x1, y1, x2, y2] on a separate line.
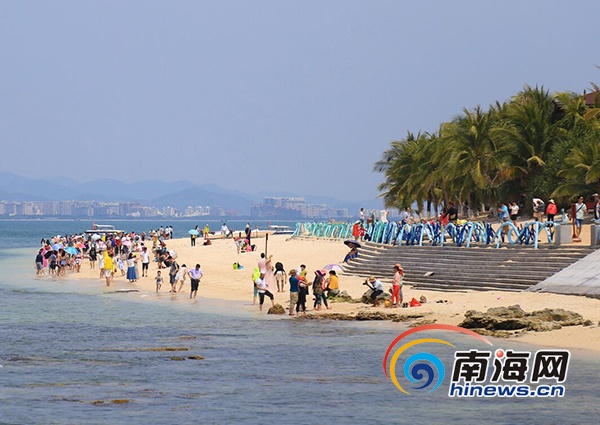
[155, 270, 163, 292]
[274, 261, 286, 292]
[176, 263, 187, 292]
[126, 253, 138, 283]
[391, 264, 404, 307]
[141, 247, 150, 277]
[188, 264, 203, 299]
[256, 272, 275, 311]
[245, 223, 252, 245]
[169, 258, 179, 292]
[103, 250, 113, 286]
[88, 245, 97, 269]
[288, 269, 299, 316]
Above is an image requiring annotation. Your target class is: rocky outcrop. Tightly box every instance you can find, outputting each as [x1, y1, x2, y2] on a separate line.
[327, 290, 358, 303]
[295, 311, 427, 322]
[459, 305, 585, 336]
[267, 304, 286, 314]
[361, 289, 391, 304]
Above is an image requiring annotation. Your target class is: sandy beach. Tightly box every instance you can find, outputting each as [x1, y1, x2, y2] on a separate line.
[74, 234, 600, 354]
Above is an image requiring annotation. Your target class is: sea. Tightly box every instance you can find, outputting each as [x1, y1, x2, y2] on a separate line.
[0, 219, 598, 424]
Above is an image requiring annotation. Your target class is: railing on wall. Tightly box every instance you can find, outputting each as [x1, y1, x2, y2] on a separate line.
[294, 220, 557, 248]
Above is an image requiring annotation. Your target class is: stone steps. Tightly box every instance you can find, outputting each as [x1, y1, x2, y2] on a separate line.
[342, 242, 595, 292]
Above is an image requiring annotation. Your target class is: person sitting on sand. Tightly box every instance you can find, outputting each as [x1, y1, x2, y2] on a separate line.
[325, 270, 339, 297]
[363, 276, 384, 307]
[343, 247, 358, 263]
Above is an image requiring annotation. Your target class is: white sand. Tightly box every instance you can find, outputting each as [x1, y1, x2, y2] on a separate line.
[77, 234, 600, 354]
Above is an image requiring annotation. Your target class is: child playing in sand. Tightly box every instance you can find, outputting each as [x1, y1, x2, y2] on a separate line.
[155, 270, 163, 292]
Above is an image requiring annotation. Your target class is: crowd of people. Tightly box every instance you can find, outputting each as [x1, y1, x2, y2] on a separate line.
[249, 254, 342, 315]
[34, 226, 206, 299]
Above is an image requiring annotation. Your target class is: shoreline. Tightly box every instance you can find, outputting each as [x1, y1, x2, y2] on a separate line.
[29, 235, 600, 354]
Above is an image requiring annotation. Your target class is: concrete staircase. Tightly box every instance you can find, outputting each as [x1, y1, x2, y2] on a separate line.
[342, 242, 596, 292]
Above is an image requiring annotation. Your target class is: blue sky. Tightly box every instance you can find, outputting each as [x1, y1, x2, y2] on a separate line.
[1, 1, 598, 203]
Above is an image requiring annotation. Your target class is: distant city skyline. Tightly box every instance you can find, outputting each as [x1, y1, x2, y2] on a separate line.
[2, 2, 599, 202]
[0, 196, 351, 220]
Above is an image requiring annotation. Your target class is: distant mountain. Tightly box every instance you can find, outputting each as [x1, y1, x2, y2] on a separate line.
[0, 173, 197, 202]
[151, 187, 256, 214]
[0, 172, 381, 214]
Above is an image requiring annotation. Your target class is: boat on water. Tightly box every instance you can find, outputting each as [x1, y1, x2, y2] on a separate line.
[84, 224, 123, 235]
[268, 225, 295, 235]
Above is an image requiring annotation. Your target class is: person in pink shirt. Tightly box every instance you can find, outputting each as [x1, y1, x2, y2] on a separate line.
[391, 263, 404, 307]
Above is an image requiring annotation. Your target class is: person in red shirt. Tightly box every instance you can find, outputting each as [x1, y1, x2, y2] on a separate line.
[546, 199, 558, 222]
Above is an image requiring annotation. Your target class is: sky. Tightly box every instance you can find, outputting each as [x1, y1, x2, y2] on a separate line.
[1, 1, 599, 204]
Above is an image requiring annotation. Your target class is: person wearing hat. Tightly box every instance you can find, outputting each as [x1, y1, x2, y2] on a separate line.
[391, 264, 404, 307]
[364, 276, 384, 307]
[546, 199, 558, 222]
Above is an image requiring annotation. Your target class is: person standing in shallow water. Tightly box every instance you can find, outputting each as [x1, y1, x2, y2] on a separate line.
[188, 264, 203, 299]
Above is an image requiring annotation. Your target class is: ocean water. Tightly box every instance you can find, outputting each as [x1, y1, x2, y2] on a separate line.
[0, 221, 599, 424]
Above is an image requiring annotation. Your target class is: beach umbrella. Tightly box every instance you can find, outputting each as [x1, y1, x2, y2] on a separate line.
[168, 249, 177, 259]
[344, 239, 361, 249]
[44, 251, 54, 259]
[122, 240, 133, 247]
[188, 229, 200, 235]
[323, 263, 345, 272]
[51, 243, 63, 251]
[76, 242, 85, 249]
[91, 234, 101, 240]
[65, 246, 78, 255]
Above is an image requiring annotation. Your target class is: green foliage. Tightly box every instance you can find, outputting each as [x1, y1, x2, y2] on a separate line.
[376, 85, 600, 211]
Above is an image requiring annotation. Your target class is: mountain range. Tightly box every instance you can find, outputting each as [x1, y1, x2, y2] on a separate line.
[0, 172, 381, 215]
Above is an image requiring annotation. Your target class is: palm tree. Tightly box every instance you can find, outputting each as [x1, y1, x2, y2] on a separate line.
[495, 85, 565, 198]
[439, 105, 510, 208]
